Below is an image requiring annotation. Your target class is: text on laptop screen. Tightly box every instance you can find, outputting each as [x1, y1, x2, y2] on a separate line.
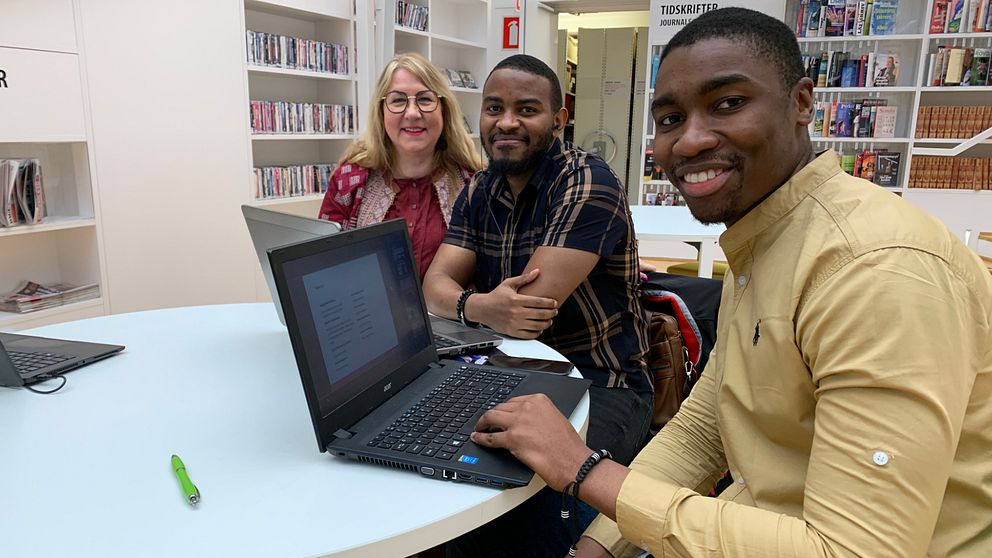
[281, 228, 431, 416]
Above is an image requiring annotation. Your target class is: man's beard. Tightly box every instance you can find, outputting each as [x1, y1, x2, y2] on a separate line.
[485, 127, 555, 177]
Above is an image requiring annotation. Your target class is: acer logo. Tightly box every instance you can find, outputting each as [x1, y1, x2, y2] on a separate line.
[383, 382, 392, 392]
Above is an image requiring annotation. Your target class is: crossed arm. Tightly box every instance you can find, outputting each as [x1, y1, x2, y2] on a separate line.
[423, 243, 599, 338]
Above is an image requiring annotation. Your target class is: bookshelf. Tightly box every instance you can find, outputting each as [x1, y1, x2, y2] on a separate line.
[556, 30, 578, 144]
[241, 0, 365, 211]
[382, 0, 491, 147]
[0, 2, 109, 330]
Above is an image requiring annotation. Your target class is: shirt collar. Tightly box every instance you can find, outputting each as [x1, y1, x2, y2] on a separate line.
[720, 149, 841, 255]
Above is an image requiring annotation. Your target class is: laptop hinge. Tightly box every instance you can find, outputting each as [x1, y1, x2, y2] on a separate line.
[333, 429, 354, 440]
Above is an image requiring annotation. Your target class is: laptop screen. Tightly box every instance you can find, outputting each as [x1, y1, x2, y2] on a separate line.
[276, 221, 432, 417]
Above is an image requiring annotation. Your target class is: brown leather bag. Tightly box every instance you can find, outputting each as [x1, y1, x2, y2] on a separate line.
[646, 311, 695, 433]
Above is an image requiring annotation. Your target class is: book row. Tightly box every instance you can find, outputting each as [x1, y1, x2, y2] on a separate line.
[396, 1, 429, 32]
[794, 0, 898, 38]
[249, 101, 356, 135]
[810, 99, 898, 138]
[930, 0, 992, 33]
[928, 47, 991, 86]
[915, 105, 992, 138]
[1, 159, 44, 228]
[253, 164, 337, 200]
[908, 156, 992, 189]
[804, 50, 900, 88]
[245, 30, 349, 75]
[443, 68, 478, 89]
[838, 149, 901, 186]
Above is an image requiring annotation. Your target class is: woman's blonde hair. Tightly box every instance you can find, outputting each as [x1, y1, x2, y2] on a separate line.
[340, 52, 482, 181]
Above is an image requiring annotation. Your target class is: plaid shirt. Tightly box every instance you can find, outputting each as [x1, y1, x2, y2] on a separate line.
[445, 139, 650, 391]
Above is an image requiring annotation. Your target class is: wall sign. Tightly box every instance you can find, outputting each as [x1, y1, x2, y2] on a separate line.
[0, 68, 7, 88]
[649, 0, 785, 45]
[502, 17, 520, 50]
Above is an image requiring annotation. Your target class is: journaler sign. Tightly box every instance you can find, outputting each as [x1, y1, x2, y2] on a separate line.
[649, 0, 786, 45]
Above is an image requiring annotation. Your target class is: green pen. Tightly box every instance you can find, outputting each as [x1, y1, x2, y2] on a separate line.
[171, 454, 200, 506]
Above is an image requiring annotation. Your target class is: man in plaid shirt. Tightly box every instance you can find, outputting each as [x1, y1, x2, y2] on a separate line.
[424, 54, 652, 557]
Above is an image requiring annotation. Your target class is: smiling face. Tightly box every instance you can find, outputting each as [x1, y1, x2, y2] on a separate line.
[383, 68, 444, 165]
[651, 38, 814, 225]
[481, 68, 567, 188]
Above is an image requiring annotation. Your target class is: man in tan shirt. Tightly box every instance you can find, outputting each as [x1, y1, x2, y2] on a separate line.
[467, 7, 992, 557]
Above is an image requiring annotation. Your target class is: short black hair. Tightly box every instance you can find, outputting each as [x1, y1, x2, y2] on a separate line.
[488, 54, 563, 113]
[662, 8, 805, 93]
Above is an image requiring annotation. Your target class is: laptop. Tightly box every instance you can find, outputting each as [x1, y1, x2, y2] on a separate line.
[0, 332, 124, 388]
[242, 204, 502, 356]
[268, 219, 590, 488]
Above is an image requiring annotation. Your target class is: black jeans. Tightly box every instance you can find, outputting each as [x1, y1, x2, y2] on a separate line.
[446, 386, 653, 558]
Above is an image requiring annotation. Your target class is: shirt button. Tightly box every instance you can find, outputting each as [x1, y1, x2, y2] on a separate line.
[737, 476, 745, 485]
[872, 451, 890, 466]
[738, 275, 747, 286]
[411, 203, 418, 209]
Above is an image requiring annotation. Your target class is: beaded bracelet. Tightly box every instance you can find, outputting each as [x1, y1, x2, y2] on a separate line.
[455, 288, 478, 327]
[561, 449, 613, 557]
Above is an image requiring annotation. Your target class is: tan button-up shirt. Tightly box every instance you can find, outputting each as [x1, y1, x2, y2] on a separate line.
[585, 150, 992, 557]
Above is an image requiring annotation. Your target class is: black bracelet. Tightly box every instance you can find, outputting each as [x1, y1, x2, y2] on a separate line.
[561, 449, 612, 557]
[455, 288, 478, 327]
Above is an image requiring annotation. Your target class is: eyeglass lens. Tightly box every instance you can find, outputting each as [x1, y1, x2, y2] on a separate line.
[384, 90, 439, 113]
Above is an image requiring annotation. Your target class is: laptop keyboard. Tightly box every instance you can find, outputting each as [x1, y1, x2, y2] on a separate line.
[433, 333, 459, 350]
[7, 350, 72, 375]
[367, 366, 525, 460]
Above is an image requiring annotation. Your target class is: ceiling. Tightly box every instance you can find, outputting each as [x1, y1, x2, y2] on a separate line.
[541, 0, 650, 14]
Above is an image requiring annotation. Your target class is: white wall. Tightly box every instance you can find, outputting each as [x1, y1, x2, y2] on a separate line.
[76, 0, 257, 313]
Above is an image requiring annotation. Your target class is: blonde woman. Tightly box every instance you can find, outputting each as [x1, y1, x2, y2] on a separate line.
[318, 53, 482, 280]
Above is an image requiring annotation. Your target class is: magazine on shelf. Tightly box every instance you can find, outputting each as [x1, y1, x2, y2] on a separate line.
[458, 70, 478, 89]
[0, 281, 100, 314]
[1, 160, 20, 227]
[444, 68, 464, 88]
[872, 53, 900, 86]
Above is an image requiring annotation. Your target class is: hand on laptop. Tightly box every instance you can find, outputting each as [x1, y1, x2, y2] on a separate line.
[465, 269, 558, 339]
[470, 393, 590, 492]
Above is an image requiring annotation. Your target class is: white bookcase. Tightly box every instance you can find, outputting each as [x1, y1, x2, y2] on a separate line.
[0, 0, 109, 330]
[634, 0, 991, 242]
[241, 0, 369, 214]
[556, 29, 578, 145]
[381, 0, 492, 144]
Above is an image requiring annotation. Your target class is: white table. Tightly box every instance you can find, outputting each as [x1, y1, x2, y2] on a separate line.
[0, 303, 589, 558]
[630, 205, 726, 278]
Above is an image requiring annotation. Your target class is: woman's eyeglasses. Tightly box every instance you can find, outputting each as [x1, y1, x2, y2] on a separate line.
[382, 90, 441, 114]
